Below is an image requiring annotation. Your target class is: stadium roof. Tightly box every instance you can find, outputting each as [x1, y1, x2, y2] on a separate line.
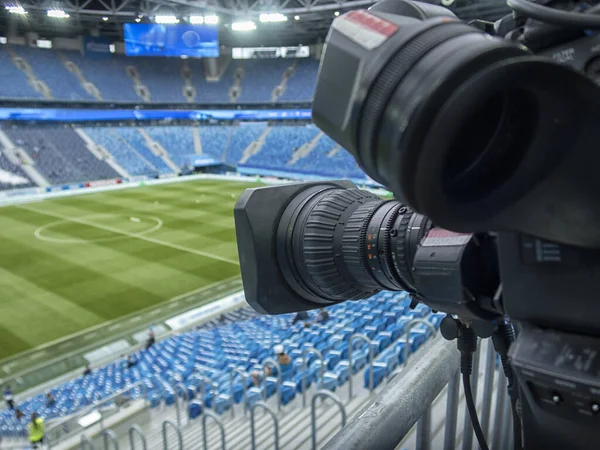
[2, 0, 511, 46]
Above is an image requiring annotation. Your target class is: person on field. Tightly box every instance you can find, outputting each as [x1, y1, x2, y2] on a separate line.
[28, 412, 45, 449]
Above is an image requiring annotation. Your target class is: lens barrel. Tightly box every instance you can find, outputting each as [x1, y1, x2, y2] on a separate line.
[277, 186, 432, 303]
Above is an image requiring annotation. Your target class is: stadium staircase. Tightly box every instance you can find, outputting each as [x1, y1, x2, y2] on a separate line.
[328, 146, 341, 157]
[136, 129, 182, 173]
[271, 61, 297, 103]
[229, 66, 244, 102]
[74, 129, 130, 178]
[0, 130, 49, 187]
[238, 127, 271, 164]
[181, 60, 197, 103]
[192, 128, 203, 154]
[7, 47, 52, 99]
[125, 65, 151, 103]
[59, 54, 103, 101]
[288, 131, 324, 165]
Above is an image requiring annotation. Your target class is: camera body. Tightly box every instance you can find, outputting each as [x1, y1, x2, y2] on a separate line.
[235, 1, 600, 448]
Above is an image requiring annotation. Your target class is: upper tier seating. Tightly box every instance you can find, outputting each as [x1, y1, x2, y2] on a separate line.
[12, 47, 94, 101]
[278, 58, 320, 102]
[0, 47, 43, 99]
[0, 46, 318, 103]
[0, 291, 444, 438]
[2, 126, 118, 185]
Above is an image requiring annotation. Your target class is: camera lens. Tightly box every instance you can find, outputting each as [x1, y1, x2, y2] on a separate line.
[276, 186, 432, 304]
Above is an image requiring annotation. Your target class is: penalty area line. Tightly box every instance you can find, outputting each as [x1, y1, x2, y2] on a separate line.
[18, 205, 240, 266]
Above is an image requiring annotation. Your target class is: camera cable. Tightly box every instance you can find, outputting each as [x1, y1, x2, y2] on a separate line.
[458, 325, 490, 450]
[507, 0, 600, 28]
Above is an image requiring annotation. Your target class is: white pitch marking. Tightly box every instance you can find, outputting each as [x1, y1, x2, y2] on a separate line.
[21, 205, 239, 266]
[33, 214, 163, 244]
[130, 217, 141, 223]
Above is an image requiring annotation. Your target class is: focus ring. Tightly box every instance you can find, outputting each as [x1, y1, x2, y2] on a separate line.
[301, 188, 380, 299]
[343, 200, 385, 291]
[358, 22, 478, 181]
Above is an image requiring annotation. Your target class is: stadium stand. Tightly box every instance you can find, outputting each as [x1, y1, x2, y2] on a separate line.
[245, 125, 320, 167]
[0, 291, 443, 443]
[12, 47, 94, 101]
[0, 124, 367, 188]
[0, 152, 34, 190]
[235, 59, 292, 103]
[0, 46, 320, 103]
[113, 128, 172, 174]
[145, 126, 196, 167]
[2, 126, 119, 185]
[62, 51, 141, 102]
[0, 47, 44, 99]
[83, 128, 157, 176]
[278, 58, 320, 102]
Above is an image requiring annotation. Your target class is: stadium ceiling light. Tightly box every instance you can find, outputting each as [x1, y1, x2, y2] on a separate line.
[102, 16, 108, 21]
[204, 14, 218, 24]
[47, 9, 69, 18]
[189, 15, 204, 24]
[231, 20, 256, 31]
[334, 11, 340, 16]
[154, 15, 179, 24]
[259, 13, 287, 23]
[5, 5, 27, 15]
[294, 15, 300, 20]
[135, 17, 141, 22]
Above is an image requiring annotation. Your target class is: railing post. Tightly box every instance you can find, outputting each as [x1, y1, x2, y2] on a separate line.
[302, 346, 325, 408]
[129, 425, 148, 450]
[250, 401, 279, 450]
[479, 339, 496, 441]
[196, 375, 217, 412]
[201, 409, 226, 450]
[416, 406, 432, 450]
[492, 372, 508, 450]
[229, 367, 248, 418]
[162, 420, 183, 450]
[262, 357, 282, 412]
[80, 435, 95, 450]
[402, 319, 438, 366]
[348, 333, 375, 398]
[102, 429, 119, 450]
[443, 371, 460, 450]
[311, 390, 346, 450]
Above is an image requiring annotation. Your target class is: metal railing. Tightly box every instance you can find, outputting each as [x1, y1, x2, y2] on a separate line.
[250, 401, 279, 450]
[190, 373, 218, 411]
[348, 333, 375, 399]
[229, 367, 249, 418]
[171, 381, 188, 427]
[311, 390, 347, 450]
[302, 346, 325, 408]
[129, 425, 147, 450]
[162, 420, 183, 450]
[102, 429, 119, 450]
[202, 409, 226, 450]
[80, 434, 95, 450]
[323, 335, 459, 449]
[401, 319, 439, 450]
[262, 357, 282, 411]
[47, 380, 147, 447]
[323, 324, 516, 450]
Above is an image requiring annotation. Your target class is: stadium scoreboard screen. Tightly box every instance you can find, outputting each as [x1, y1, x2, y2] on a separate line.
[124, 23, 219, 57]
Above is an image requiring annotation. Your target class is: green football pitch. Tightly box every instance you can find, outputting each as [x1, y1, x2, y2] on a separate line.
[0, 179, 260, 361]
